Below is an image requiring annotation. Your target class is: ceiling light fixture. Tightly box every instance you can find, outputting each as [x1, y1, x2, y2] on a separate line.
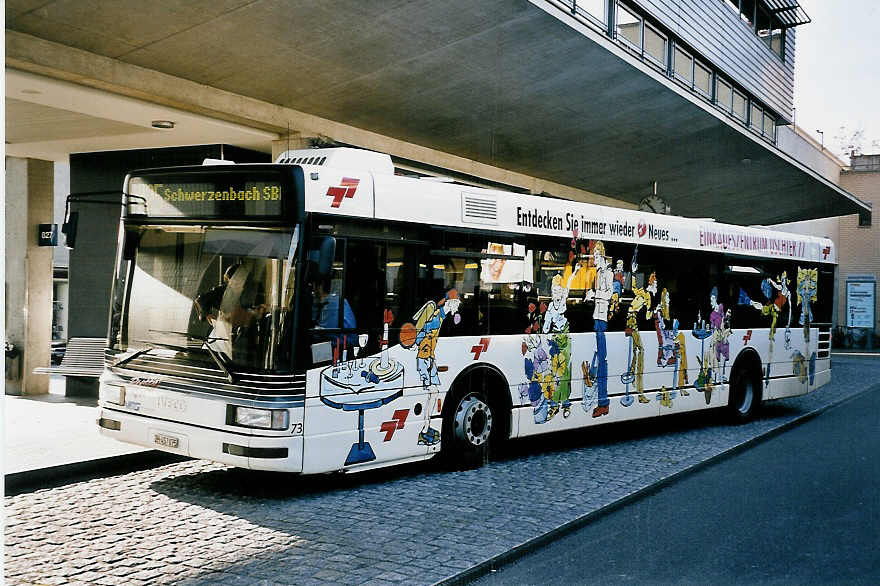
[151, 120, 175, 129]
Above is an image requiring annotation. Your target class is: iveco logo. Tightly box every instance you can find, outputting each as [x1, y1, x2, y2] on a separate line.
[157, 396, 187, 412]
[130, 378, 161, 387]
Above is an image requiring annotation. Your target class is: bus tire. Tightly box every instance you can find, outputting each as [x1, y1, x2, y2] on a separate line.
[728, 356, 762, 423]
[442, 388, 493, 470]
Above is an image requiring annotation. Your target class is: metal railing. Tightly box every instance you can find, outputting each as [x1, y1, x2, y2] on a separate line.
[552, 0, 779, 146]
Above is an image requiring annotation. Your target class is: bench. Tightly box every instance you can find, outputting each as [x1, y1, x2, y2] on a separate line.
[33, 337, 106, 378]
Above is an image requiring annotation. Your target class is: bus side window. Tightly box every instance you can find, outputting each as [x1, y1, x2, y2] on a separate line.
[342, 240, 382, 356]
[381, 243, 431, 348]
[564, 241, 593, 334]
[418, 254, 479, 337]
[383, 244, 407, 346]
[304, 236, 353, 366]
[480, 241, 533, 335]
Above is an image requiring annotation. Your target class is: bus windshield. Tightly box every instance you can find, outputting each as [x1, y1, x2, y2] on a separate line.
[110, 225, 299, 375]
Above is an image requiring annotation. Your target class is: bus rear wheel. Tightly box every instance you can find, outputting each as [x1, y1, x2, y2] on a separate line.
[728, 365, 761, 423]
[443, 390, 493, 470]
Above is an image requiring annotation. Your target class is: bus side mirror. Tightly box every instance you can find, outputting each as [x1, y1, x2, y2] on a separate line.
[122, 231, 140, 260]
[62, 211, 79, 249]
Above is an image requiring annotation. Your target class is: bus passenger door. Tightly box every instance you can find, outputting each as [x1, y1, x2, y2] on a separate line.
[343, 240, 434, 463]
[305, 237, 430, 472]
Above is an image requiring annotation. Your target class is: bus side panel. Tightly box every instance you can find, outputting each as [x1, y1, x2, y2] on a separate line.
[299, 323, 828, 473]
[764, 326, 828, 400]
[301, 346, 435, 474]
[373, 174, 462, 228]
[304, 169, 375, 218]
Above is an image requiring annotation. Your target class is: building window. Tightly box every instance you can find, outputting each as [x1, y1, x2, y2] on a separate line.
[673, 46, 693, 85]
[694, 61, 712, 98]
[757, 7, 785, 59]
[756, 5, 771, 36]
[644, 23, 667, 66]
[725, 0, 787, 61]
[616, 4, 642, 49]
[762, 112, 776, 140]
[768, 19, 785, 59]
[716, 78, 732, 112]
[750, 103, 763, 132]
[732, 89, 747, 122]
[739, 0, 755, 26]
[576, 0, 608, 24]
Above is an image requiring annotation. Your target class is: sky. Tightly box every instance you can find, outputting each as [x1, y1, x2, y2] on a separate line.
[793, 1, 880, 160]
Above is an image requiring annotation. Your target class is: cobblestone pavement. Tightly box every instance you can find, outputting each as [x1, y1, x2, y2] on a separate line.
[5, 356, 878, 586]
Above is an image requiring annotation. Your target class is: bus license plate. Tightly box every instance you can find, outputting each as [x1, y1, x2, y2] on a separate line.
[153, 432, 179, 449]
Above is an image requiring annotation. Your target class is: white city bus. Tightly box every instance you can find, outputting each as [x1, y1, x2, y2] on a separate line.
[96, 147, 835, 472]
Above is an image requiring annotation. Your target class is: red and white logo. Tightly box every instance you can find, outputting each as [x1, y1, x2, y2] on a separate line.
[326, 177, 360, 208]
[380, 409, 409, 442]
[470, 338, 490, 360]
[637, 221, 647, 238]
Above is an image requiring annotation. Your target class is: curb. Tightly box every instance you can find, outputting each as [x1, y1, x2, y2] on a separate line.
[4, 451, 189, 496]
[437, 382, 879, 586]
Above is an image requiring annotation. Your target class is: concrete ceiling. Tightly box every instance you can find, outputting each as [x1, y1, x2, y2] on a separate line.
[5, 69, 277, 161]
[4, 0, 869, 224]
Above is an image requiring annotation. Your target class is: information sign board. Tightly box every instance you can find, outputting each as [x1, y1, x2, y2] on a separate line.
[846, 280, 875, 328]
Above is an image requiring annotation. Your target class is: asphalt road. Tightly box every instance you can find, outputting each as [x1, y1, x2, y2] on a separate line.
[471, 381, 880, 585]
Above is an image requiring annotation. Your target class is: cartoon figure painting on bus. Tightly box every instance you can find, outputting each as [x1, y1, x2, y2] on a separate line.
[622, 253, 656, 406]
[795, 266, 819, 386]
[542, 274, 577, 419]
[521, 245, 586, 423]
[525, 301, 544, 334]
[797, 267, 818, 341]
[584, 240, 613, 417]
[400, 289, 461, 446]
[319, 309, 407, 467]
[757, 272, 790, 342]
[521, 334, 552, 423]
[740, 273, 789, 385]
[709, 287, 732, 385]
[776, 271, 793, 340]
[653, 288, 689, 408]
[609, 259, 625, 319]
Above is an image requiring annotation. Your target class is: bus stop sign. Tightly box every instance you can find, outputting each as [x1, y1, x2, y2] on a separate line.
[38, 224, 57, 247]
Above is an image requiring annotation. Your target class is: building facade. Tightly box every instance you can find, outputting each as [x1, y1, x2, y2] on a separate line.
[776, 153, 879, 347]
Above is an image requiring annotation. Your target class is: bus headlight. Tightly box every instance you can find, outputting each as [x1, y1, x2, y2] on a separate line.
[102, 384, 126, 406]
[228, 406, 289, 430]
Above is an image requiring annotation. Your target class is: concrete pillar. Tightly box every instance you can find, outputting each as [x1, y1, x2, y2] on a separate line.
[5, 157, 54, 395]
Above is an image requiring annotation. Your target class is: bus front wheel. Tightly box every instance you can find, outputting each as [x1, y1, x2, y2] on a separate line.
[443, 390, 493, 470]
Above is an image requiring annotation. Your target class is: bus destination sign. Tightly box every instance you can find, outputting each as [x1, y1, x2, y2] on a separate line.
[157, 184, 280, 203]
[129, 172, 285, 219]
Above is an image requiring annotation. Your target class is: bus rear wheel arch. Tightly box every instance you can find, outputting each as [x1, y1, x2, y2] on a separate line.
[728, 349, 763, 423]
[441, 365, 510, 470]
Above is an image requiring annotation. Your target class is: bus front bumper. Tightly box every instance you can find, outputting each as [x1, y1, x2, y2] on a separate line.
[97, 407, 304, 473]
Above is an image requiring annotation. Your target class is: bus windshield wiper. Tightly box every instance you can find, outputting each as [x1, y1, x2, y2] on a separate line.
[113, 347, 153, 369]
[146, 330, 237, 383]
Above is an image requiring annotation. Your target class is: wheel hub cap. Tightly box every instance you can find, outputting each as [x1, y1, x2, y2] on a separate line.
[454, 396, 492, 446]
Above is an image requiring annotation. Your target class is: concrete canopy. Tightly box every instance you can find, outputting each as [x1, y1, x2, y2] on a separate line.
[5, 0, 869, 225]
